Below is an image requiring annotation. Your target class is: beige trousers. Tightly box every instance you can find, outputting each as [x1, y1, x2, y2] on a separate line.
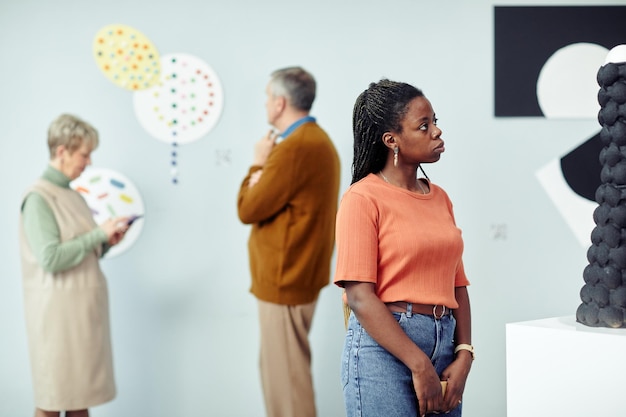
[258, 299, 317, 417]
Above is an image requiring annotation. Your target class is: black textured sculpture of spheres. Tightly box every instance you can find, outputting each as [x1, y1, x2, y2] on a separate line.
[577, 47, 626, 328]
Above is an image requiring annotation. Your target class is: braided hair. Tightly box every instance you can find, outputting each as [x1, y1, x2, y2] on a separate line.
[351, 79, 424, 184]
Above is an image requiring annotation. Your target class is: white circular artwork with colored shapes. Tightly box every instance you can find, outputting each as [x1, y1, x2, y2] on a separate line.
[93, 24, 161, 91]
[71, 167, 145, 258]
[133, 53, 224, 144]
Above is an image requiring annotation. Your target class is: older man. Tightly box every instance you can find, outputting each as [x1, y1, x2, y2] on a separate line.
[237, 67, 340, 417]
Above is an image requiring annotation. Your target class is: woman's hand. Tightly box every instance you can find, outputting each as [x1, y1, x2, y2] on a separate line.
[345, 281, 443, 416]
[412, 366, 445, 417]
[100, 216, 130, 246]
[438, 285, 473, 412]
[439, 352, 472, 412]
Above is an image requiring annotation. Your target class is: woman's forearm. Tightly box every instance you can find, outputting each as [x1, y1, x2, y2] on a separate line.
[22, 193, 106, 273]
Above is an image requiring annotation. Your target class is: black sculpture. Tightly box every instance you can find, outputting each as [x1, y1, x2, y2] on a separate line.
[577, 51, 626, 328]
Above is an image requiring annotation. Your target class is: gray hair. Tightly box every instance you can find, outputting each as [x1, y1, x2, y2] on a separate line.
[268, 67, 316, 111]
[47, 114, 99, 158]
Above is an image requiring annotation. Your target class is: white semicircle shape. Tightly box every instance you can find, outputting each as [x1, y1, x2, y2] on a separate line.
[537, 42, 608, 119]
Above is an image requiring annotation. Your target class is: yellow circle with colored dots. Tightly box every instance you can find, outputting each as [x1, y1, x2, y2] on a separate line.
[93, 24, 161, 91]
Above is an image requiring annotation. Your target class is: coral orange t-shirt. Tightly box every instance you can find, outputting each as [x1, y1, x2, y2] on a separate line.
[334, 173, 469, 308]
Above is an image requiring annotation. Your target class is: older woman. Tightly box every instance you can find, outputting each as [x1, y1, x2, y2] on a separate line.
[19, 114, 130, 417]
[335, 80, 473, 417]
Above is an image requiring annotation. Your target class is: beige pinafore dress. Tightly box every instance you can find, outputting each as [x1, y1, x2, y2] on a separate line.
[19, 179, 115, 411]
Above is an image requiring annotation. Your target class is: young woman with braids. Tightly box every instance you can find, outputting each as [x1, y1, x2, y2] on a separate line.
[334, 79, 473, 417]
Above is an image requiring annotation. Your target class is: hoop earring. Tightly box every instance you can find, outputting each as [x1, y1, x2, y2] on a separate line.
[393, 147, 399, 167]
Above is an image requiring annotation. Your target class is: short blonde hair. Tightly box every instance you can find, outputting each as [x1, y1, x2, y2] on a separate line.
[47, 114, 99, 159]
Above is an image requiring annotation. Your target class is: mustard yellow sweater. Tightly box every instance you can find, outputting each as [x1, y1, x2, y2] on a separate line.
[238, 121, 340, 305]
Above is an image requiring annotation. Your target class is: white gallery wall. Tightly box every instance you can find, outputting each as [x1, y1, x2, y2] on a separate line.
[1, 0, 622, 416]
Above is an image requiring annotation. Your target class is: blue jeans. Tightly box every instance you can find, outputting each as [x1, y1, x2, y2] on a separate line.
[341, 309, 461, 417]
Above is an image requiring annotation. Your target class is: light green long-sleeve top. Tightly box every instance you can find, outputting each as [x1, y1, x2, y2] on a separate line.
[21, 166, 109, 273]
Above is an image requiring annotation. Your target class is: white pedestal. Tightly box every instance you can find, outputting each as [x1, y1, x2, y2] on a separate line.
[506, 316, 626, 416]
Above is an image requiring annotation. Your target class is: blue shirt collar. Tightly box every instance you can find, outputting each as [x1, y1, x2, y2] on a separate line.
[280, 115, 316, 139]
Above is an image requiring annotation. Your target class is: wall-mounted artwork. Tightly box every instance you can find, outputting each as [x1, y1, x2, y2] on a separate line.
[93, 24, 161, 91]
[92, 24, 224, 184]
[494, 6, 626, 118]
[133, 53, 224, 182]
[495, 5, 626, 246]
[133, 53, 223, 144]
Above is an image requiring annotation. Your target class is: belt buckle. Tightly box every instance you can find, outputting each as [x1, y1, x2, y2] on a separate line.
[433, 305, 446, 319]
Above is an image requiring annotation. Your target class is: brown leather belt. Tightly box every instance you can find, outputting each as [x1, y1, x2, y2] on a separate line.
[386, 302, 452, 319]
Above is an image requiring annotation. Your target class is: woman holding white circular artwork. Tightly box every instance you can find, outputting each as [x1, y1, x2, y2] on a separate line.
[19, 114, 131, 417]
